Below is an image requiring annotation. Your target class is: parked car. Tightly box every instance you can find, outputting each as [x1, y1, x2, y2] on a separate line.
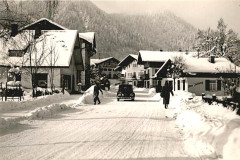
[117, 84, 135, 101]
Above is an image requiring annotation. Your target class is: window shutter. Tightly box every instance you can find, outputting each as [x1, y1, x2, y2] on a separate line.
[217, 80, 221, 91]
[205, 80, 210, 91]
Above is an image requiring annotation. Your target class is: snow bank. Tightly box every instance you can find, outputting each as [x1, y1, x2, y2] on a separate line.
[77, 86, 113, 105]
[134, 87, 148, 92]
[0, 102, 72, 129]
[77, 86, 95, 104]
[27, 103, 70, 120]
[223, 128, 240, 160]
[0, 92, 70, 112]
[148, 88, 156, 97]
[174, 92, 240, 159]
[0, 116, 24, 129]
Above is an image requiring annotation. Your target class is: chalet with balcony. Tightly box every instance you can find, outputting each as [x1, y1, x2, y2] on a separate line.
[116, 54, 145, 87]
[91, 57, 120, 79]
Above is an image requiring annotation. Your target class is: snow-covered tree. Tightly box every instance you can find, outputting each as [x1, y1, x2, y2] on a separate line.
[166, 56, 187, 90]
[195, 18, 240, 65]
[167, 56, 187, 78]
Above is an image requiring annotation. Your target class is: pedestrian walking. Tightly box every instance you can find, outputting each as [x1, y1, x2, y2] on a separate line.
[161, 81, 174, 109]
[105, 79, 110, 91]
[93, 82, 103, 105]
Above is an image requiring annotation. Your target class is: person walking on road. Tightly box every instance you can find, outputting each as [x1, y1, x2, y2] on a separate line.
[161, 81, 174, 109]
[93, 82, 103, 105]
[105, 79, 110, 91]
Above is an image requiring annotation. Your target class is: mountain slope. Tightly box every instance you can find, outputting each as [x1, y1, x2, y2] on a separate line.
[112, 12, 197, 52]
[19, 1, 197, 60]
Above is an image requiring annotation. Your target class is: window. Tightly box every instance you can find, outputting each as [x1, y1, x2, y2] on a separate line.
[205, 80, 221, 91]
[103, 68, 107, 71]
[108, 72, 111, 79]
[33, 73, 48, 88]
[133, 64, 137, 67]
[9, 50, 25, 57]
[108, 68, 112, 71]
[209, 80, 217, 91]
[128, 73, 132, 78]
[61, 75, 71, 90]
[77, 70, 81, 83]
[183, 80, 185, 90]
[177, 80, 180, 90]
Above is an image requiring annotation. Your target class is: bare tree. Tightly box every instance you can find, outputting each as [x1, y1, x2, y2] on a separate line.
[45, 0, 59, 20]
[0, 0, 31, 40]
[45, 37, 59, 92]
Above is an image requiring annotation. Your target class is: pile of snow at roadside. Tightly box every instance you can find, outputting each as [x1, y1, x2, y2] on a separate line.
[148, 88, 156, 97]
[0, 92, 71, 129]
[0, 103, 73, 129]
[27, 103, 71, 120]
[77, 85, 113, 105]
[0, 116, 25, 129]
[173, 91, 240, 160]
[134, 87, 148, 92]
[0, 92, 70, 112]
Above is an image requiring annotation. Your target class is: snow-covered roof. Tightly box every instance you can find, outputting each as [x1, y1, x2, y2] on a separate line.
[0, 30, 79, 67]
[118, 54, 138, 67]
[79, 32, 95, 44]
[20, 18, 68, 30]
[138, 50, 197, 63]
[91, 57, 115, 66]
[139, 50, 240, 76]
[154, 55, 240, 76]
[184, 57, 240, 73]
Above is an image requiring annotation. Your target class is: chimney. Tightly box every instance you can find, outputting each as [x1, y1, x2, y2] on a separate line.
[34, 29, 41, 39]
[209, 55, 215, 63]
[10, 24, 18, 37]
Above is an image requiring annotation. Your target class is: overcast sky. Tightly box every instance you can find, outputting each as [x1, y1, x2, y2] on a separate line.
[91, 0, 240, 35]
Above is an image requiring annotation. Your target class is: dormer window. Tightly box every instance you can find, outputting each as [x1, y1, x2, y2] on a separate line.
[8, 50, 25, 57]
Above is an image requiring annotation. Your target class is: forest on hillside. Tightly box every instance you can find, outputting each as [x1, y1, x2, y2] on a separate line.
[1, 0, 198, 60]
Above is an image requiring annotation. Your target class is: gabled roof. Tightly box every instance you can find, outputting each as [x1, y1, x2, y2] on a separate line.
[20, 18, 68, 31]
[79, 32, 96, 52]
[79, 32, 95, 44]
[91, 57, 119, 66]
[137, 50, 197, 64]
[118, 54, 138, 67]
[114, 66, 122, 71]
[153, 54, 240, 77]
[154, 59, 171, 77]
[184, 57, 240, 73]
[0, 30, 80, 67]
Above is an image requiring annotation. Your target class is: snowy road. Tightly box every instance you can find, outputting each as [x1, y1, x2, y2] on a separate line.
[0, 91, 200, 160]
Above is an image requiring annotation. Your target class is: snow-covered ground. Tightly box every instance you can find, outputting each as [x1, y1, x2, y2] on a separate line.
[0, 92, 80, 129]
[169, 91, 240, 160]
[0, 86, 239, 160]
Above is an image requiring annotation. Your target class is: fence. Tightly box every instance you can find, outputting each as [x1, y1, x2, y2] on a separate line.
[202, 92, 240, 115]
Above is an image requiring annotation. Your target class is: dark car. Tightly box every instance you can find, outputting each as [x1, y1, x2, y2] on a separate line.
[117, 84, 135, 101]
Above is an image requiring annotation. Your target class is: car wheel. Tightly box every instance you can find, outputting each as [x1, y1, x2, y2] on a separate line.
[131, 98, 134, 101]
[117, 98, 119, 101]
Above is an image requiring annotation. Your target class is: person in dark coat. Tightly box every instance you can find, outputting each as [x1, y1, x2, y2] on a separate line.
[161, 81, 174, 109]
[93, 82, 103, 105]
[105, 79, 110, 91]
